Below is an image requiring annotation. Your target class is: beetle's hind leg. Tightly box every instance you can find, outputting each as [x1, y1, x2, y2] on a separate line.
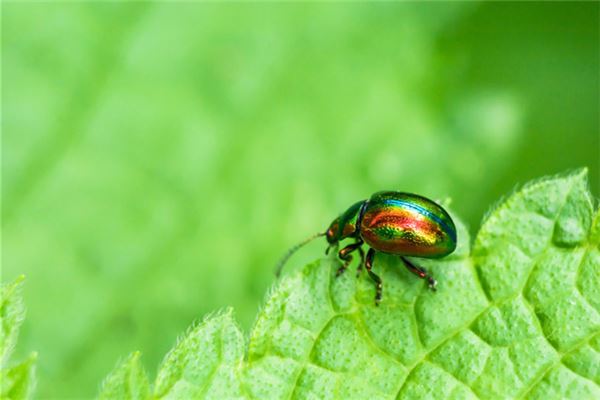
[400, 257, 437, 291]
[336, 240, 363, 277]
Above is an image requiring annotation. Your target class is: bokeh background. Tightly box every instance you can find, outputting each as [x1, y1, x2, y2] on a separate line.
[3, 1, 598, 398]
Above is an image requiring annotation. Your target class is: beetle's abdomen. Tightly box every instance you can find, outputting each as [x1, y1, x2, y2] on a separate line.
[360, 192, 457, 258]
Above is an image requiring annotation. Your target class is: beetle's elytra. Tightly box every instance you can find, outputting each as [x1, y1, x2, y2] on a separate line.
[276, 191, 457, 305]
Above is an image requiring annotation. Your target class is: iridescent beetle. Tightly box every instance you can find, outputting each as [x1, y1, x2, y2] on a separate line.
[275, 191, 457, 304]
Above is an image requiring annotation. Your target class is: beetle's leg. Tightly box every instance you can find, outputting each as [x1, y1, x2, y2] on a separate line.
[336, 241, 363, 277]
[400, 257, 437, 291]
[365, 248, 383, 305]
[356, 246, 365, 277]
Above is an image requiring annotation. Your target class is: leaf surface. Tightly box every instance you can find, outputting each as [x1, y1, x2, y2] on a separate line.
[100, 170, 600, 399]
[98, 352, 149, 400]
[153, 309, 246, 400]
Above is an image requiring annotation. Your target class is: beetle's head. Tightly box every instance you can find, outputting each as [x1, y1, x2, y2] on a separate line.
[325, 217, 341, 254]
[325, 217, 340, 244]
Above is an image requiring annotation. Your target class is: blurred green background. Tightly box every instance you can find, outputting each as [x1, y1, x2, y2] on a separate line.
[3, 2, 598, 398]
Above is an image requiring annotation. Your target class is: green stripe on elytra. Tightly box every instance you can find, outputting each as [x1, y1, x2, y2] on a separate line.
[382, 199, 456, 242]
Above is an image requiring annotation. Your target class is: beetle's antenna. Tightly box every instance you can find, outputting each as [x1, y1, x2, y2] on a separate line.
[275, 232, 325, 278]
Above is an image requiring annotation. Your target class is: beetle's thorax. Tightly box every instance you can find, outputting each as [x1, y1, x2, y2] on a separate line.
[326, 200, 368, 244]
[355, 200, 368, 236]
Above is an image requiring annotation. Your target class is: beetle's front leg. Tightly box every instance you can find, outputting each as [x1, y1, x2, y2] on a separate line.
[365, 248, 383, 305]
[336, 240, 363, 277]
[355, 246, 365, 277]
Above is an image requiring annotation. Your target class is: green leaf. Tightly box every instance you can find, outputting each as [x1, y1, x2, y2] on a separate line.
[98, 352, 150, 400]
[153, 309, 245, 399]
[1, 277, 36, 400]
[99, 170, 599, 399]
[0, 353, 37, 400]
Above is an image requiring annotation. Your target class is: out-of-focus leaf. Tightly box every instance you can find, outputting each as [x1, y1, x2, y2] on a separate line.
[1, 276, 25, 365]
[0, 278, 36, 400]
[0, 353, 37, 400]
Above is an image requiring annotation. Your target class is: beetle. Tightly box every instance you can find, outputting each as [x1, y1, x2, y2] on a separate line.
[275, 191, 457, 305]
